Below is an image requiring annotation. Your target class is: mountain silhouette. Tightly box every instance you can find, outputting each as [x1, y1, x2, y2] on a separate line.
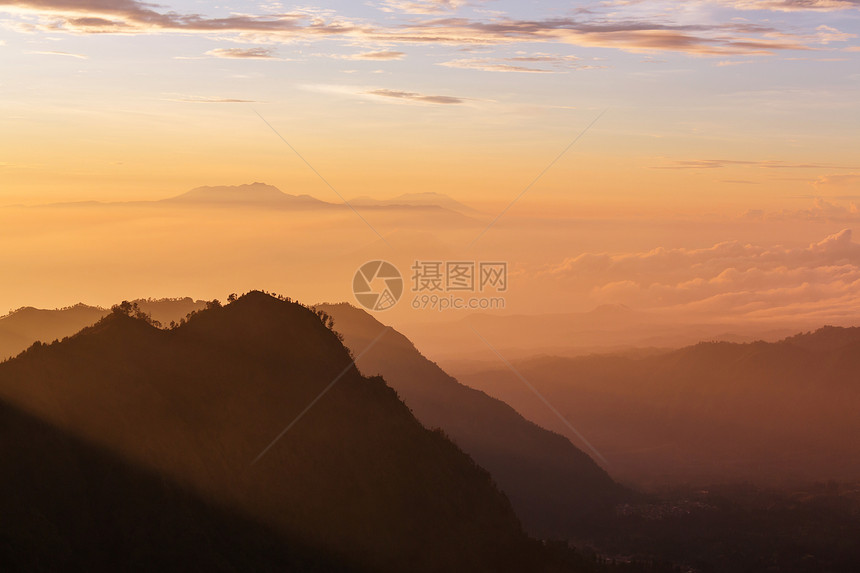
[458, 327, 860, 486]
[0, 293, 550, 572]
[781, 325, 860, 354]
[317, 303, 625, 538]
[22, 183, 480, 219]
[163, 182, 329, 206]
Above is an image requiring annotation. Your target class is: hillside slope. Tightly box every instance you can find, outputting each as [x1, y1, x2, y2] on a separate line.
[318, 303, 625, 538]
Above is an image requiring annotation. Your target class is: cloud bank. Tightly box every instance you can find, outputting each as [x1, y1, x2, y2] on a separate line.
[545, 229, 860, 322]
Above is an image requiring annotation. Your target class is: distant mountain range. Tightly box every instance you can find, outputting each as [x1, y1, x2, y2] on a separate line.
[0, 293, 553, 571]
[456, 326, 860, 486]
[16, 182, 481, 217]
[402, 304, 803, 364]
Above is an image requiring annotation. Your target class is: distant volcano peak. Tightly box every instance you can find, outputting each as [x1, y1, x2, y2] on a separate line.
[164, 182, 324, 205]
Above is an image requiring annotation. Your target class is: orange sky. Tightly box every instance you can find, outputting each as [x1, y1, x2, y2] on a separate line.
[1, 0, 859, 332]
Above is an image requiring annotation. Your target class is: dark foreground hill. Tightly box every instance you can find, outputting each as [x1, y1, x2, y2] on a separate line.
[318, 303, 625, 539]
[0, 293, 555, 572]
[457, 326, 860, 486]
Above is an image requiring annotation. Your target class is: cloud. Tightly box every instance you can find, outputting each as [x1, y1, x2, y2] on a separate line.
[544, 229, 860, 321]
[205, 47, 279, 59]
[654, 159, 859, 170]
[370, 16, 821, 55]
[794, 197, 858, 219]
[814, 173, 860, 187]
[355, 50, 405, 60]
[340, 50, 406, 60]
[164, 95, 258, 103]
[739, 198, 860, 223]
[439, 58, 555, 73]
[376, 0, 466, 14]
[438, 52, 598, 73]
[0, 0, 358, 35]
[0, 0, 839, 57]
[813, 24, 856, 44]
[716, 59, 754, 66]
[25, 49, 87, 59]
[365, 88, 464, 104]
[725, 0, 860, 12]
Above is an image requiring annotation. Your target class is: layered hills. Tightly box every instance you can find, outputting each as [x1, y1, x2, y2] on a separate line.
[457, 327, 860, 486]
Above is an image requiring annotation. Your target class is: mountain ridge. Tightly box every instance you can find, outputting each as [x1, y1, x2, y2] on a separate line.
[317, 302, 627, 539]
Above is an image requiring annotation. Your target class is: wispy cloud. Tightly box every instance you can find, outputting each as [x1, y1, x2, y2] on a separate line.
[205, 47, 280, 59]
[439, 53, 598, 73]
[371, 16, 824, 55]
[813, 24, 856, 44]
[439, 58, 555, 73]
[747, 198, 860, 222]
[164, 95, 258, 103]
[815, 173, 860, 187]
[654, 159, 859, 170]
[339, 50, 406, 60]
[725, 0, 860, 12]
[376, 0, 466, 14]
[26, 49, 87, 59]
[716, 59, 755, 66]
[365, 88, 465, 104]
[0, 0, 357, 35]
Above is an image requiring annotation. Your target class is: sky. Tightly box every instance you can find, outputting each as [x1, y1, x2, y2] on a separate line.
[1, 0, 858, 206]
[1, 1, 860, 333]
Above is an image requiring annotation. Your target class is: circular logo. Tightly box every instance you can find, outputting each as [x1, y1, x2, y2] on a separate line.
[353, 261, 403, 311]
